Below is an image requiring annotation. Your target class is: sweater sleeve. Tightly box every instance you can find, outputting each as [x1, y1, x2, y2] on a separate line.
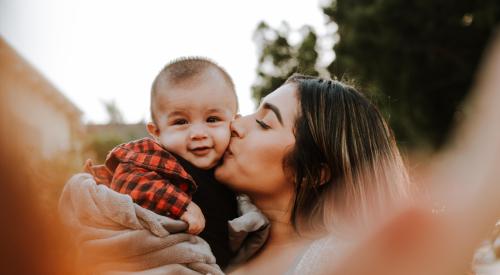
[109, 162, 192, 218]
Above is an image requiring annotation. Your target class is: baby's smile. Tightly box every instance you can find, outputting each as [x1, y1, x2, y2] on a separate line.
[190, 146, 213, 156]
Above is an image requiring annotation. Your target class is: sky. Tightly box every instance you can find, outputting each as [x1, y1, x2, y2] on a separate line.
[0, 0, 336, 124]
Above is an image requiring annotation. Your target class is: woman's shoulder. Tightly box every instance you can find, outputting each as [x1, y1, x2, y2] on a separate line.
[287, 235, 351, 275]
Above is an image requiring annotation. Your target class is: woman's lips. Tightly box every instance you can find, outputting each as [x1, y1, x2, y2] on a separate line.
[224, 147, 234, 158]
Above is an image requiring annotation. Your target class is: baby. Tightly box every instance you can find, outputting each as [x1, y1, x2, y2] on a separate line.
[86, 57, 239, 268]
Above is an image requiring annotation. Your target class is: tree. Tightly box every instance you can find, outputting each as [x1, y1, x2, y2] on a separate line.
[252, 22, 320, 105]
[252, 1, 500, 149]
[102, 99, 125, 124]
[324, 0, 500, 149]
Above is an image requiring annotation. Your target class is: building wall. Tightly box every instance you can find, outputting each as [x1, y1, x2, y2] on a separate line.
[7, 91, 76, 158]
[0, 37, 83, 160]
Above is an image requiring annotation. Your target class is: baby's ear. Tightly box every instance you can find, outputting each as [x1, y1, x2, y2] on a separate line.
[146, 122, 160, 139]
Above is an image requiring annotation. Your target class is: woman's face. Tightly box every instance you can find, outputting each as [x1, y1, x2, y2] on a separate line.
[214, 83, 299, 197]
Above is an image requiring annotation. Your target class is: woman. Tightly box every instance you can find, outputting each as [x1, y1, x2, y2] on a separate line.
[215, 74, 410, 274]
[59, 38, 500, 272]
[57, 72, 409, 274]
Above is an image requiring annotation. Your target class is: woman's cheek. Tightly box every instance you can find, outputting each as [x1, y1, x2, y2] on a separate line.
[238, 142, 287, 192]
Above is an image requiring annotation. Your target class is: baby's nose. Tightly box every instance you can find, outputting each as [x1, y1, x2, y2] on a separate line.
[189, 124, 208, 140]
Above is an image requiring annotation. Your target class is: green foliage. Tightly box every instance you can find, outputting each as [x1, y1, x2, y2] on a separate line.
[252, 0, 500, 149]
[84, 133, 128, 163]
[83, 123, 148, 163]
[85, 101, 147, 163]
[102, 99, 125, 124]
[252, 22, 320, 105]
[325, 0, 500, 148]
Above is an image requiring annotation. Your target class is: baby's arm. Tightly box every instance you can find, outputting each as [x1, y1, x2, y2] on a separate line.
[110, 162, 195, 221]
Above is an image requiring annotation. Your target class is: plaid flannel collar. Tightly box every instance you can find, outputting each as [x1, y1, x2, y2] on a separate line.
[105, 138, 196, 186]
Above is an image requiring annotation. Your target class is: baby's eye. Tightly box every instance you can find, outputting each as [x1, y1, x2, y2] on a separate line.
[172, 118, 188, 125]
[207, 116, 222, 123]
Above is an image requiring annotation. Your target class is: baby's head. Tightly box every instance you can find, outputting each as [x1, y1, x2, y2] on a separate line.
[147, 57, 238, 170]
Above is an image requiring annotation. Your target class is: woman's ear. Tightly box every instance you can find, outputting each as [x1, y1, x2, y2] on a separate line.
[319, 163, 331, 186]
[146, 122, 160, 140]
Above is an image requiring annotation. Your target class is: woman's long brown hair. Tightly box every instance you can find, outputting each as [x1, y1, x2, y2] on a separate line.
[284, 74, 410, 234]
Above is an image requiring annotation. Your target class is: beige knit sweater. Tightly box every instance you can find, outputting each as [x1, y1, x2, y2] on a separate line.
[59, 173, 269, 274]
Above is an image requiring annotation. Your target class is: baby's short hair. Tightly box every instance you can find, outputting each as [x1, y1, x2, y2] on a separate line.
[150, 57, 236, 125]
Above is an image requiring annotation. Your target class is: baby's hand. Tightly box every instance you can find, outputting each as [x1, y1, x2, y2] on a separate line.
[180, 201, 205, 235]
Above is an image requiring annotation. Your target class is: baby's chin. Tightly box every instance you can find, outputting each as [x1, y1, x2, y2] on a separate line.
[190, 157, 221, 170]
[213, 166, 226, 185]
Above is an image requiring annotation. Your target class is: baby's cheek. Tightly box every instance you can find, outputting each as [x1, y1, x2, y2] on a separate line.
[213, 125, 231, 152]
[158, 131, 186, 154]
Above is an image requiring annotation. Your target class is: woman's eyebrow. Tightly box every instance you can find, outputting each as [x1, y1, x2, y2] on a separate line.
[263, 102, 283, 125]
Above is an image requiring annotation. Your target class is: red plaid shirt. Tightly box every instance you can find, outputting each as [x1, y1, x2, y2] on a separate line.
[84, 138, 197, 218]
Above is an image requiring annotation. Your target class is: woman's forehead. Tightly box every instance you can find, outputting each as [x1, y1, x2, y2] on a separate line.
[262, 84, 299, 128]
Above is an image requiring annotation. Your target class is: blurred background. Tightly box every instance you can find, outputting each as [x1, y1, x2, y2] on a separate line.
[1, 0, 499, 273]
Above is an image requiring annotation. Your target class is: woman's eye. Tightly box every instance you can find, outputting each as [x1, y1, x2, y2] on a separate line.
[255, 119, 271, 130]
[173, 119, 188, 125]
[207, 116, 221, 123]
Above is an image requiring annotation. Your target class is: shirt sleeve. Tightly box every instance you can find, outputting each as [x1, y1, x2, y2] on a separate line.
[84, 160, 113, 186]
[110, 162, 192, 218]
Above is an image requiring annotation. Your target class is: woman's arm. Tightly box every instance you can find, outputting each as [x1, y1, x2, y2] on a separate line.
[316, 30, 500, 275]
[58, 173, 223, 274]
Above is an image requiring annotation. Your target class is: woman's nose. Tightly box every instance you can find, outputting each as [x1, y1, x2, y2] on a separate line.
[230, 115, 245, 138]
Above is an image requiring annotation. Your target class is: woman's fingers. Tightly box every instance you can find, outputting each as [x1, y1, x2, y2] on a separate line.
[80, 232, 194, 263]
[100, 264, 203, 275]
[186, 262, 224, 275]
[86, 235, 216, 273]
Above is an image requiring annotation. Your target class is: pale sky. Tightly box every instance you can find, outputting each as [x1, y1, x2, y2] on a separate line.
[0, 0, 336, 123]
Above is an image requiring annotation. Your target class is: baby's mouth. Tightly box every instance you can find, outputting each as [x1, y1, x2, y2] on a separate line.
[190, 146, 212, 156]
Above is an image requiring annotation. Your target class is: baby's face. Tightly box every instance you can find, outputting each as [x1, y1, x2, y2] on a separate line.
[151, 73, 237, 169]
